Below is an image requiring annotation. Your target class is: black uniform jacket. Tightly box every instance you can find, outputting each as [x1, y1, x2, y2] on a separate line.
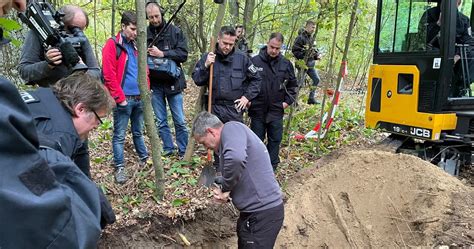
[22, 87, 90, 177]
[192, 46, 261, 122]
[249, 47, 298, 123]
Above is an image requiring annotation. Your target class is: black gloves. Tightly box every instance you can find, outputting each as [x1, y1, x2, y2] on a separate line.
[98, 188, 116, 229]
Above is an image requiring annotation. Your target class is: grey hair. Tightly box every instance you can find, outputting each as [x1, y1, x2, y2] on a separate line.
[192, 111, 223, 137]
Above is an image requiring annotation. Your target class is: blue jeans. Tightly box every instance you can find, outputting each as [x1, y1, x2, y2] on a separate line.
[151, 86, 188, 156]
[112, 98, 148, 167]
[307, 67, 320, 87]
[250, 118, 283, 169]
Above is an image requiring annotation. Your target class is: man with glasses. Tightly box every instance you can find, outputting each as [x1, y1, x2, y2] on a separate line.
[18, 4, 101, 86]
[22, 71, 117, 229]
[22, 71, 114, 177]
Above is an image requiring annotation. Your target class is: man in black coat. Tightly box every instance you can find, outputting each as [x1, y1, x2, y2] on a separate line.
[146, 1, 189, 157]
[249, 32, 297, 170]
[292, 20, 322, 104]
[192, 25, 261, 123]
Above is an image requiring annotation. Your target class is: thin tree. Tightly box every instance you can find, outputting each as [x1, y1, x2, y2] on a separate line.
[183, 0, 227, 161]
[135, 0, 165, 199]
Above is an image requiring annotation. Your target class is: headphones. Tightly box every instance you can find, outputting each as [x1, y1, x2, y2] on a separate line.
[145, 1, 165, 18]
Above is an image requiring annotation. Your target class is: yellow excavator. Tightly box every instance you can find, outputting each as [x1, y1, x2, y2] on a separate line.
[365, 0, 474, 175]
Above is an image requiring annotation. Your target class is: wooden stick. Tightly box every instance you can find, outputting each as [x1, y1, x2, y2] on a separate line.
[207, 37, 216, 161]
[328, 194, 358, 248]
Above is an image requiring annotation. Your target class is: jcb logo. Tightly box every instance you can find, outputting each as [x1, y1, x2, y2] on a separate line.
[410, 128, 431, 138]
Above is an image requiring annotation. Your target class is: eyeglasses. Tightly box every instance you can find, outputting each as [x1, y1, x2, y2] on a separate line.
[92, 110, 104, 125]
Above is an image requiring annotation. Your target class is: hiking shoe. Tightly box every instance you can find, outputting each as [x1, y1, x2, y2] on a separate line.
[138, 157, 148, 167]
[162, 151, 174, 157]
[115, 167, 127, 184]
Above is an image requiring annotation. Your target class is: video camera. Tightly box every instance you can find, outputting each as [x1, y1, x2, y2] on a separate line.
[18, 0, 88, 68]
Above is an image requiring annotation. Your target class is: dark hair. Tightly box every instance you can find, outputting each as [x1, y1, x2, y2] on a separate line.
[235, 24, 244, 30]
[305, 20, 315, 26]
[269, 32, 284, 43]
[218, 26, 236, 37]
[52, 72, 115, 117]
[60, 5, 89, 29]
[121, 11, 137, 26]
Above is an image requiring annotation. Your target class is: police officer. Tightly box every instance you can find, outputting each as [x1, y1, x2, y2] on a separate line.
[22, 71, 117, 228]
[23, 72, 113, 177]
[192, 25, 261, 123]
[0, 1, 103, 247]
[146, 1, 189, 157]
[249, 32, 297, 170]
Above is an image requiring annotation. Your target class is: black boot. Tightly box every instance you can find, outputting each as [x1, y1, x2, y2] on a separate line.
[307, 91, 320, 105]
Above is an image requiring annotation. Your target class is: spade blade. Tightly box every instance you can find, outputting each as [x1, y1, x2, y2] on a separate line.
[198, 164, 216, 187]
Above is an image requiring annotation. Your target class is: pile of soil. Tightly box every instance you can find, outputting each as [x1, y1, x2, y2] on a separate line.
[277, 149, 473, 248]
[99, 148, 473, 248]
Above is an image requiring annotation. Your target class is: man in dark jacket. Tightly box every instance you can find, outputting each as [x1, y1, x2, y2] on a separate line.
[192, 25, 261, 123]
[23, 71, 117, 228]
[249, 32, 297, 170]
[292, 20, 321, 104]
[0, 1, 102, 247]
[18, 5, 101, 86]
[192, 111, 284, 248]
[146, 1, 189, 157]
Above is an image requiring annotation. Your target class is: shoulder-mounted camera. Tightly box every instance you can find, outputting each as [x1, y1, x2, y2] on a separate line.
[18, 0, 88, 68]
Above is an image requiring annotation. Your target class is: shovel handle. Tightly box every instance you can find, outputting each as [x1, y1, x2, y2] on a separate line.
[207, 37, 216, 162]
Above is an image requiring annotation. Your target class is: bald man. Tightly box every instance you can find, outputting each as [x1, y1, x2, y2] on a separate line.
[18, 4, 101, 86]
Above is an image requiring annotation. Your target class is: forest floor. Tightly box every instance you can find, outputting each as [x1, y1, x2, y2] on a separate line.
[93, 82, 473, 248]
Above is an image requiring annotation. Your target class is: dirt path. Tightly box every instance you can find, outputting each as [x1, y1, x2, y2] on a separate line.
[99, 148, 473, 248]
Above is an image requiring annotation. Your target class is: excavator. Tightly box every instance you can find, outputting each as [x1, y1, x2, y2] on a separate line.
[365, 0, 474, 176]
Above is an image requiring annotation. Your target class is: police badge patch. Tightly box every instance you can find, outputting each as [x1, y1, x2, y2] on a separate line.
[248, 64, 258, 74]
[20, 91, 39, 104]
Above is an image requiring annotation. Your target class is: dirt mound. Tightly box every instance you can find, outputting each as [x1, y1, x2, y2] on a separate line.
[277, 149, 473, 248]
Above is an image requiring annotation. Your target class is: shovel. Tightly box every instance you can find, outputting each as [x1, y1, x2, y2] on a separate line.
[198, 37, 217, 187]
[197, 161, 217, 187]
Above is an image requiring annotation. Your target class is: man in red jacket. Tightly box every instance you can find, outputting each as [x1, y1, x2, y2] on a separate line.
[102, 11, 149, 184]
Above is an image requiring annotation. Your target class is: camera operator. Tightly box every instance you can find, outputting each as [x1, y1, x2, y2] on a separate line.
[18, 4, 101, 87]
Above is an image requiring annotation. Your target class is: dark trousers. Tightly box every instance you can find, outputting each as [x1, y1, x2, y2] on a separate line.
[250, 118, 283, 169]
[237, 203, 284, 249]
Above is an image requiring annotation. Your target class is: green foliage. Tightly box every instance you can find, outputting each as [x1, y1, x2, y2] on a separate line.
[171, 198, 189, 207]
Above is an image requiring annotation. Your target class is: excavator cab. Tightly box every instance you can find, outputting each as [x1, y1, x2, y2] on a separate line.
[365, 0, 474, 175]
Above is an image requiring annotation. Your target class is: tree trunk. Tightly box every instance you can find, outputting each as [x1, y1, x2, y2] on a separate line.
[135, 0, 165, 200]
[326, 0, 339, 86]
[111, 0, 116, 37]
